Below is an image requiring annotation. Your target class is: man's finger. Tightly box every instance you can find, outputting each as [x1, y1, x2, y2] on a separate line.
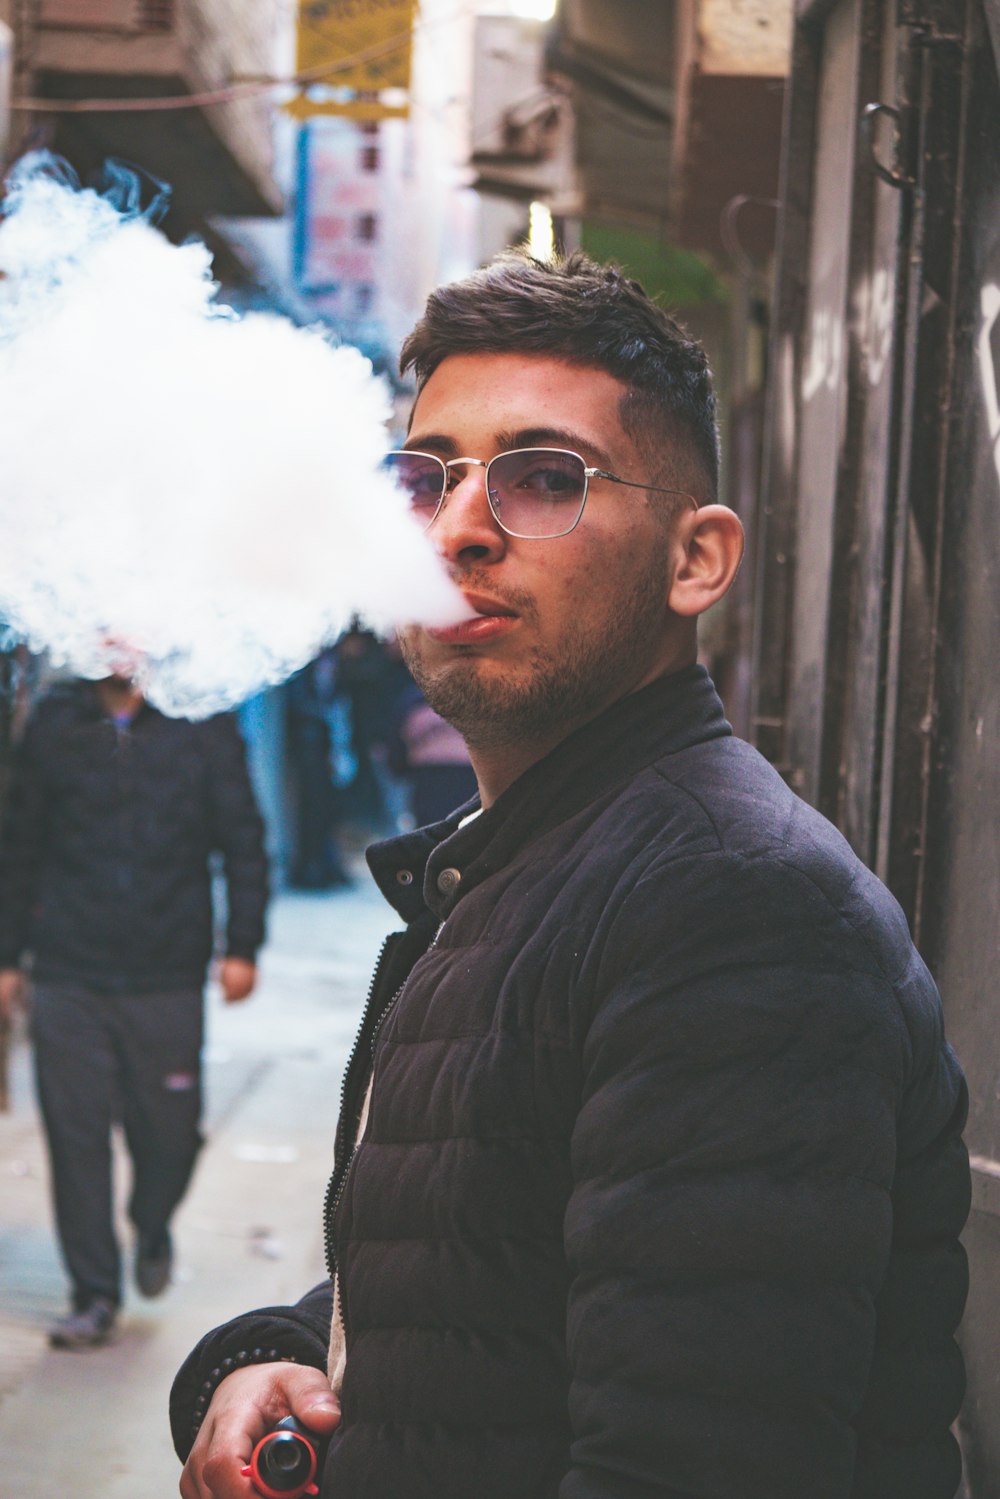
[291, 1387, 342, 1432]
[201, 1448, 253, 1499]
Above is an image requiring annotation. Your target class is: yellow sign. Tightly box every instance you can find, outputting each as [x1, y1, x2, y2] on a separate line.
[284, 94, 410, 122]
[295, 0, 415, 91]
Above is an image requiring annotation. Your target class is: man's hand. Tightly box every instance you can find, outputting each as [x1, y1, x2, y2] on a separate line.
[0, 969, 25, 1023]
[218, 958, 257, 1004]
[179, 1362, 340, 1499]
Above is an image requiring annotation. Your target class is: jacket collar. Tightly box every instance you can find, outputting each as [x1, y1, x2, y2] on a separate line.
[69, 680, 155, 727]
[366, 663, 730, 923]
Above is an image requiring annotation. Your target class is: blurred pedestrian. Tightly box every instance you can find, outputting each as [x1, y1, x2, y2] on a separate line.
[0, 673, 268, 1349]
[335, 624, 412, 834]
[285, 649, 352, 890]
[388, 682, 477, 825]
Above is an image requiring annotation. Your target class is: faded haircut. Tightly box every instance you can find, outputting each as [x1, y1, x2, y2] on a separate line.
[400, 249, 719, 503]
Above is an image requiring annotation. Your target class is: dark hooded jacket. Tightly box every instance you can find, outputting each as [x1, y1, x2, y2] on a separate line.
[171, 666, 969, 1499]
[0, 681, 267, 986]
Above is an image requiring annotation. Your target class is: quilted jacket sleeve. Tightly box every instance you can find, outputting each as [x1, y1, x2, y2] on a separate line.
[204, 714, 269, 961]
[0, 709, 48, 968]
[169, 1281, 334, 1460]
[561, 848, 969, 1499]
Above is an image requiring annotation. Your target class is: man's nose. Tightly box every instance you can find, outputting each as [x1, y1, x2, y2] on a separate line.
[430, 467, 507, 565]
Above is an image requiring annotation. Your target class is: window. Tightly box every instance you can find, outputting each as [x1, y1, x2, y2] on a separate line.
[356, 213, 378, 243]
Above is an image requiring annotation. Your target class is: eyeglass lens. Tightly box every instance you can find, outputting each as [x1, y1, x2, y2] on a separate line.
[383, 448, 589, 538]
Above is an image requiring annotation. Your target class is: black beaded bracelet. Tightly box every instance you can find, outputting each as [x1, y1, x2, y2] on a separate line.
[190, 1347, 298, 1442]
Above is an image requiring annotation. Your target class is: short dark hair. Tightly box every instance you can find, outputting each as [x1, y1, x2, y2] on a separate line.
[400, 249, 719, 501]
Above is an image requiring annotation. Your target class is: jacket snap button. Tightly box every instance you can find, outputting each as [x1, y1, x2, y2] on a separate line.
[437, 867, 461, 894]
[396, 869, 414, 886]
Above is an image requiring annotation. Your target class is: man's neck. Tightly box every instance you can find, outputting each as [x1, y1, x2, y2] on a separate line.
[464, 644, 701, 809]
[466, 659, 689, 808]
[95, 677, 144, 720]
[466, 726, 574, 810]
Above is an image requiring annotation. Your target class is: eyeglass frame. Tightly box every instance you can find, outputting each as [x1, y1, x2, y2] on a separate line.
[385, 446, 697, 540]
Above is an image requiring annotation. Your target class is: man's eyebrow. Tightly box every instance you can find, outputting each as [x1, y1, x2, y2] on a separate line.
[403, 428, 617, 468]
[403, 432, 459, 456]
[496, 428, 616, 468]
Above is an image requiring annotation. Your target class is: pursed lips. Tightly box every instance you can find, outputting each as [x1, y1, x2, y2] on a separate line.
[461, 591, 518, 620]
[426, 591, 520, 644]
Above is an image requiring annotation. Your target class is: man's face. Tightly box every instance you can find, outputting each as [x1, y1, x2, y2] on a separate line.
[396, 352, 693, 751]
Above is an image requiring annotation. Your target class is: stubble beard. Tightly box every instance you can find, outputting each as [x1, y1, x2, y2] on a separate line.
[398, 553, 672, 753]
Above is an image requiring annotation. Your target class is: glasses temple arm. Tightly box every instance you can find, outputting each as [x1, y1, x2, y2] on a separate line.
[589, 469, 695, 500]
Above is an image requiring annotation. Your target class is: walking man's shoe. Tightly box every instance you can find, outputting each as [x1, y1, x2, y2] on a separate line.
[49, 1297, 116, 1350]
[136, 1230, 173, 1298]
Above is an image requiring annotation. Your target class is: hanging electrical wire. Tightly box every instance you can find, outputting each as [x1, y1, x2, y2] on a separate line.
[12, 26, 416, 113]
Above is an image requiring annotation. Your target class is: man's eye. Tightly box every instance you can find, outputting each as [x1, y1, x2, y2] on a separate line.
[517, 465, 580, 496]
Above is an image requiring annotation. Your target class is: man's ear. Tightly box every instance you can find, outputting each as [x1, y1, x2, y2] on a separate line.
[667, 505, 745, 618]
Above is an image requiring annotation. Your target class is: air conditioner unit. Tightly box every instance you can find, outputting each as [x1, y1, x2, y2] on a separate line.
[472, 14, 554, 163]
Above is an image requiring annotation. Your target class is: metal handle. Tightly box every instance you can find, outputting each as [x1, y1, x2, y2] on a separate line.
[860, 102, 915, 190]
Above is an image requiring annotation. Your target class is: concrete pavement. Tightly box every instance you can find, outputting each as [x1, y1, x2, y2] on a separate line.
[0, 875, 392, 1499]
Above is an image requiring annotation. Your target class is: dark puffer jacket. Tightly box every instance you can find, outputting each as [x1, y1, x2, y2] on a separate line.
[171, 666, 969, 1499]
[0, 682, 268, 986]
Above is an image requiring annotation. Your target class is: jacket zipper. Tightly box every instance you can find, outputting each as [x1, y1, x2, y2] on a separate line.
[322, 934, 395, 1280]
[323, 919, 446, 1329]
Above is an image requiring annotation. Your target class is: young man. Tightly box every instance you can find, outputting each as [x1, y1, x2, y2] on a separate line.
[0, 673, 268, 1348]
[171, 252, 969, 1499]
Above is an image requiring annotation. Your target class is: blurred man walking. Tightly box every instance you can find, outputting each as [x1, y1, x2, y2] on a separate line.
[0, 672, 268, 1348]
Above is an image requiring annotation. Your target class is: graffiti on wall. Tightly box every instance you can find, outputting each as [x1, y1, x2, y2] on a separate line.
[976, 283, 1000, 490]
[803, 267, 895, 404]
[803, 307, 844, 402]
[856, 267, 894, 388]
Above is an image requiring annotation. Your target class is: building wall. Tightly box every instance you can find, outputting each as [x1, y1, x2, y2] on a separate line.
[179, 0, 280, 212]
[2, 0, 36, 164]
[21, 0, 282, 215]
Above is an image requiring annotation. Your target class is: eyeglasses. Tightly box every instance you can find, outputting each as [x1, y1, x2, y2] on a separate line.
[382, 447, 694, 540]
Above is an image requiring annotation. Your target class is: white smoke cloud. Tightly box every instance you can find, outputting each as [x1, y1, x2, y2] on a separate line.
[0, 155, 461, 718]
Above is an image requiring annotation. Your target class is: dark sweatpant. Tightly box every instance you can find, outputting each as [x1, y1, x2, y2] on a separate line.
[31, 981, 204, 1310]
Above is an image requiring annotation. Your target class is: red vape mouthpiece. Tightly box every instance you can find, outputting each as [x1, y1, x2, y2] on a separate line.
[241, 1415, 325, 1498]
